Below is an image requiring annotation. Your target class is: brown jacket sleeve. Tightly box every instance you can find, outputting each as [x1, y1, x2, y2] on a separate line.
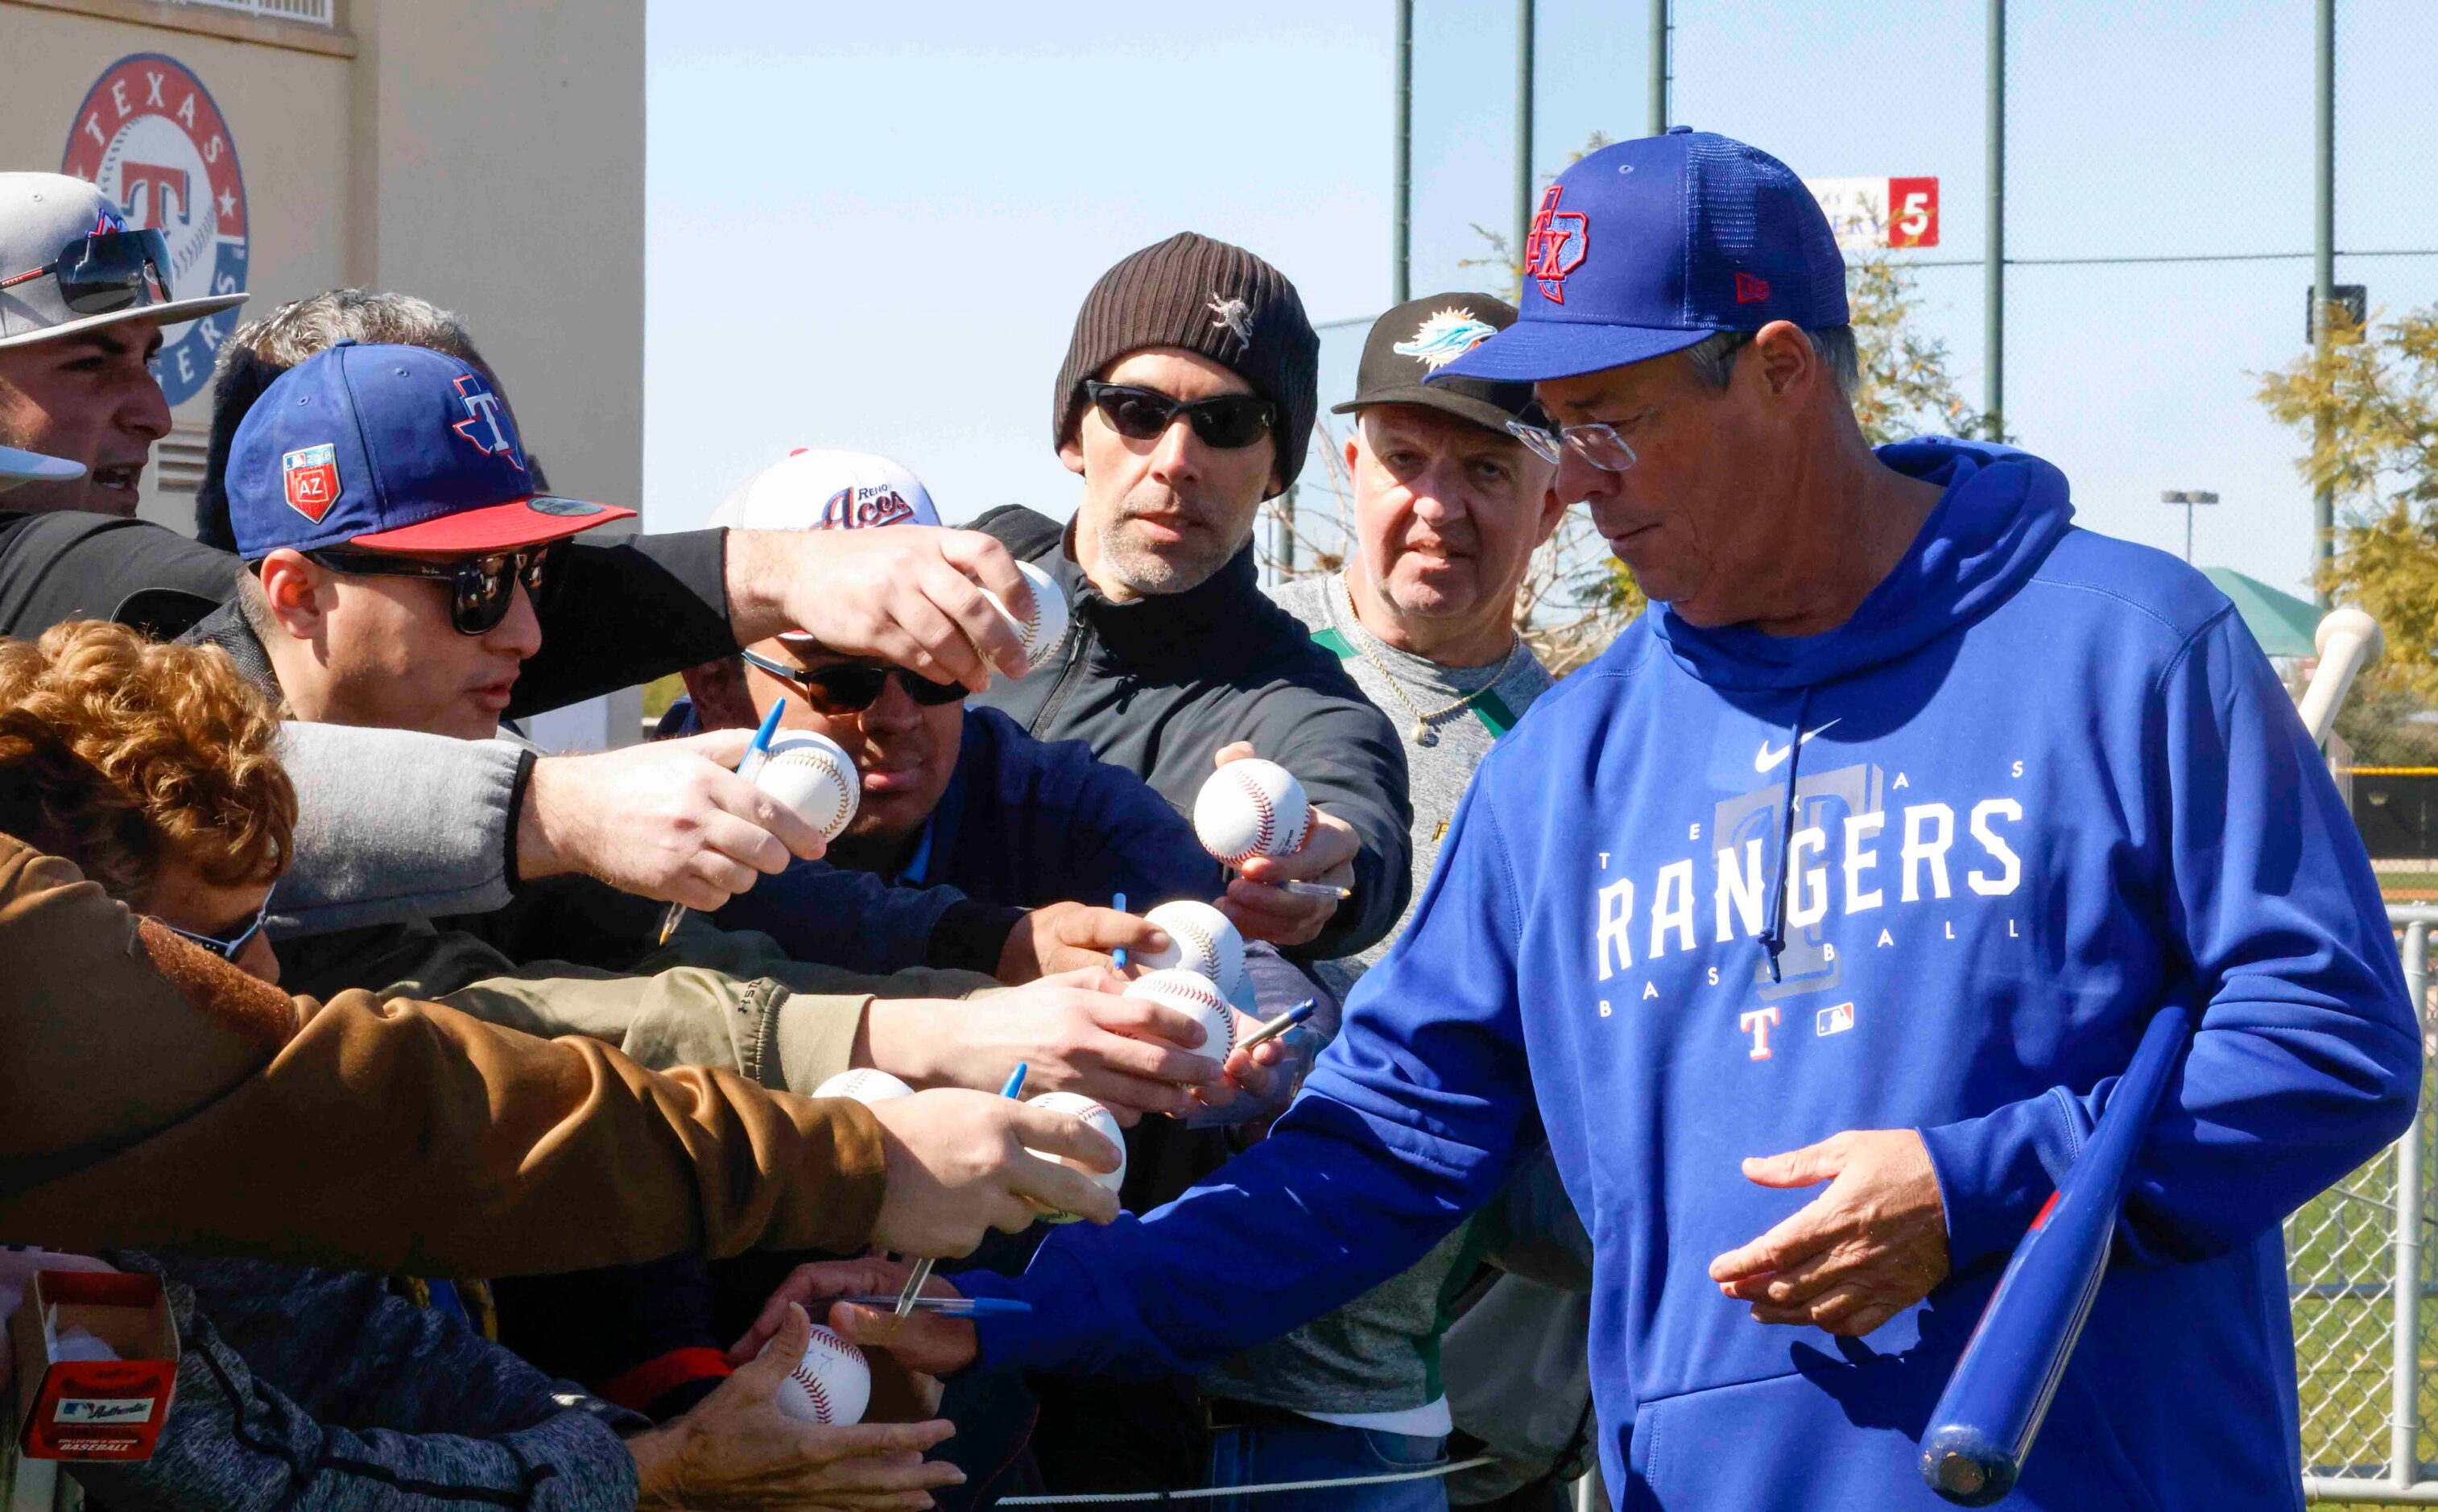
[0, 836, 887, 1277]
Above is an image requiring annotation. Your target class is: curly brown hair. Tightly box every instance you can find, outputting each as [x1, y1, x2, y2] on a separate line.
[0, 620, 295, 903]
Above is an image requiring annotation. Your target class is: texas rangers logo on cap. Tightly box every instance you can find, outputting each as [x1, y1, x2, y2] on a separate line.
[281, 444, 338, 523]
[1522, 185, 1589, 304]
[449, 373, 524, 469]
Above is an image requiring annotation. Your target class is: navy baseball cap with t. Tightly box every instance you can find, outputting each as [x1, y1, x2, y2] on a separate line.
[1432, 128, 1847, 386]
[227, 341, 633, 561]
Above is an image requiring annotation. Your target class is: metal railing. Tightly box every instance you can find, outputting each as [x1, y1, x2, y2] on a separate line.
[174, 0, 337, 25]
[2295, 907, 2438, 1504]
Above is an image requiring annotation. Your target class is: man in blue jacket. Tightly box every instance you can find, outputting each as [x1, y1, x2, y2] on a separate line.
[782, 130, 2423, 1510]
[669, 448, 1233, 983]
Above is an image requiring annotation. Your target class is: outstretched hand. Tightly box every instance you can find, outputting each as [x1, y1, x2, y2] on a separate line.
[1207, 743, 1357, 947]
[733, 1258, 981, 1382]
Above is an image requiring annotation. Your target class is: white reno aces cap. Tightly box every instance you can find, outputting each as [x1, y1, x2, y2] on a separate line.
[710, 448, 942, 535]
[710, 449, 944, 645]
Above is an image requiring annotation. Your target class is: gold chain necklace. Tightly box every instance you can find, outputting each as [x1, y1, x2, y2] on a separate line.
[1335, 572, 1523, 749]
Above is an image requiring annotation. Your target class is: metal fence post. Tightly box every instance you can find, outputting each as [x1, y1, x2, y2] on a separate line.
[2395, 923, 2428, 1491]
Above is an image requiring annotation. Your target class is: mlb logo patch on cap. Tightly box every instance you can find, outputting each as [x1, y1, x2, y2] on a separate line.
[282, 444, 339, 523]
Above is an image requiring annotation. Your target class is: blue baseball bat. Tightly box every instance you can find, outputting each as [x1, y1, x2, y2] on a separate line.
[1919, 1002, 2192, 1504]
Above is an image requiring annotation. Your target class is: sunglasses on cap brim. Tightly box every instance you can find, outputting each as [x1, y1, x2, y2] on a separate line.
[0, 228, 173, 316]
[1083, 381, 1277, 449]
[295, 544, 560, 636]
[739, 647, 966, 712]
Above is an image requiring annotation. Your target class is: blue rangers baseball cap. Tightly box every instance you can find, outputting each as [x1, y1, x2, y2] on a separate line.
[1432, 127, 1847, 386]
[227, 340, 633, 561]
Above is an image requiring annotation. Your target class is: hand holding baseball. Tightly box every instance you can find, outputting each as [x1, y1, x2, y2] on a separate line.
[517, 729, 829, 910]
[862, 969, 1225, 1122]
[726, 524, 1035, 692]
[1205, 744, 1358, 947]
[865, 1085, 1124, 1255]
[736, 1260, 984, 1383]
[995, 902, 1171, 982]
[629, 1301, 958, 1510]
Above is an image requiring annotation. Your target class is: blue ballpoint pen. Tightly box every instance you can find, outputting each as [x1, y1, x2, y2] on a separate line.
[1110, 891, 1128, 971]
[655, 698, 787, 947]
[895, 1062, 1028, 1317]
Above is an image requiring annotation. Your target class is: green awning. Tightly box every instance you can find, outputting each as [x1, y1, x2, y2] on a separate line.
[2204, 568, 2320, 659]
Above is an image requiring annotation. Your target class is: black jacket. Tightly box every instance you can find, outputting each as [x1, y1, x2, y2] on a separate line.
[968, 506, 1411, 960]
[0, 510, 738, 717]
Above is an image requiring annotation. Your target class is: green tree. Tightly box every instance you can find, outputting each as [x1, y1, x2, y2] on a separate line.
[2258, 308, 2438, 708]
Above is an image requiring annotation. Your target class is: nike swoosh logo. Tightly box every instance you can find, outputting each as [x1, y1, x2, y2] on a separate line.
[1755, 719, 1842, 774]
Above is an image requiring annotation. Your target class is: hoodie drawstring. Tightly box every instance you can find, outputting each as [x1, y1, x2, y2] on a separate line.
[1758, 687, 1815, 983]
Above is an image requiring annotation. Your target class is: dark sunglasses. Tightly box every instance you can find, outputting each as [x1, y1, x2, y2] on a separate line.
[0, 228, 174, 315]
[152, 886, 276, 963]
[1083, 380, 1277, 449]
[300, 544, 558, 636]
[739, 647, 966, 712]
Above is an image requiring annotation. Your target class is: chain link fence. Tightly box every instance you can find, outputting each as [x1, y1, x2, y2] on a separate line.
[2292, 910, 2438, 1505]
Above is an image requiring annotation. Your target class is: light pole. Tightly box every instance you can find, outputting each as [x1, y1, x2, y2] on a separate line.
[2161, 490, 2220, 565]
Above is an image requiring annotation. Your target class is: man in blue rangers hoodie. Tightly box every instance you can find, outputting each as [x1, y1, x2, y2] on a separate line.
[779, 131, 2421, 1510]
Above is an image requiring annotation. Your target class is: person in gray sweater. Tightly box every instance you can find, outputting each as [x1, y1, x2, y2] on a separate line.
[1208, 294, 1585, 1511]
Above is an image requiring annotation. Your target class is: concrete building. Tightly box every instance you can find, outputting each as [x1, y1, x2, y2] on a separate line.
[0, 0, 646, 748]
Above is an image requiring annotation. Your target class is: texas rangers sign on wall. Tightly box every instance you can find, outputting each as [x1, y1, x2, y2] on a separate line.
[60, 55, 249, 407]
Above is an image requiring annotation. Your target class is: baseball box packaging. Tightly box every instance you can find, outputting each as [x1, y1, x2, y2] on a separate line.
[8, 1270, 179, 1462]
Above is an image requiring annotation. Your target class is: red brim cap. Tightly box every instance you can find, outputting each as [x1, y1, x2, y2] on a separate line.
[346, 495, 636, 553]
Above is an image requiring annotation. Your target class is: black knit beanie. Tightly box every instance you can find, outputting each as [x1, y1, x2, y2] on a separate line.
[1052, 232, 1319, 497]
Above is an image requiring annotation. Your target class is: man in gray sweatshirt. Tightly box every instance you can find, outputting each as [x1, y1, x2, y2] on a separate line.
[1211, 294, 1581, 1510]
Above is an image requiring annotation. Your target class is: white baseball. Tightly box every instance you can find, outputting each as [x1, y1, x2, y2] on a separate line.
[1123, 969, 1238, 1064]
[1136, 900, 1246, 998]
[1193, 758, 1312, 865]
[981, 560, 1070, 673]
[762, 1324, 870, 1426]
[755, 732, 860, 843]
[812, 1068, 915, 1105]
[1024, 1091, 1127, 1224]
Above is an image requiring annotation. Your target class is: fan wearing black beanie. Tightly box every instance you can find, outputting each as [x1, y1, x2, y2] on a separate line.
[972, 232, 1411, 965]
[961, 233, 1413, 1498]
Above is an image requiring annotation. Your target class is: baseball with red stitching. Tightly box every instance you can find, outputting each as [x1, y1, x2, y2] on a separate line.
[755, 733, 861, 844]
[981, 559, 1071, 674]
[812, 1068, 915, 1105]
[1023, 1090, 1128, 1224]
[1192, 758, 1312, 865]
[1134, 899, 1246, 998]
[1122, 967, 1240, 1070]
[762, 1323, 870, 1426]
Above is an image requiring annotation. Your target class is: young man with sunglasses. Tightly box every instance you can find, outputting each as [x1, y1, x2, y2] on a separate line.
[675, 450, 1230, 986]
[970, 232, 1411, 966]
[1, 173, 1052, 945]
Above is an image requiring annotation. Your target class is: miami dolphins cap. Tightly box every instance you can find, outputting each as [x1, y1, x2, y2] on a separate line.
[227, 341, 633, 561]
[1433, 128, 1846, 386]
[709, 448, 942, 534]
[0, 173, 247, 349]
[0, 444, 85, 495]
[1333, 292, 1539, 435]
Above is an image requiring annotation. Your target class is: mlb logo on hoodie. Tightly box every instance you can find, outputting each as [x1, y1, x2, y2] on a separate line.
[282, 444, 339, 522]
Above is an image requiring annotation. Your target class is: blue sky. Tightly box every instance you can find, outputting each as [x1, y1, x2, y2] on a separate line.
[644, 1, 2436, 599]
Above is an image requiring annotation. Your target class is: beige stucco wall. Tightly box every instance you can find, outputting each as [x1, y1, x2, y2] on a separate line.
[0, 0, 643, 539]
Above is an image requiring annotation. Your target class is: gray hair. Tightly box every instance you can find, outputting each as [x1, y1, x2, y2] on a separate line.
[1680, 324, 1858, 398]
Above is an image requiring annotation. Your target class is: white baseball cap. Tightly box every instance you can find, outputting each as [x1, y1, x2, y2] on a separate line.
[0, 444, 85, 495]
[0, 172, 247, 349]
[709, 448, 942, 534]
